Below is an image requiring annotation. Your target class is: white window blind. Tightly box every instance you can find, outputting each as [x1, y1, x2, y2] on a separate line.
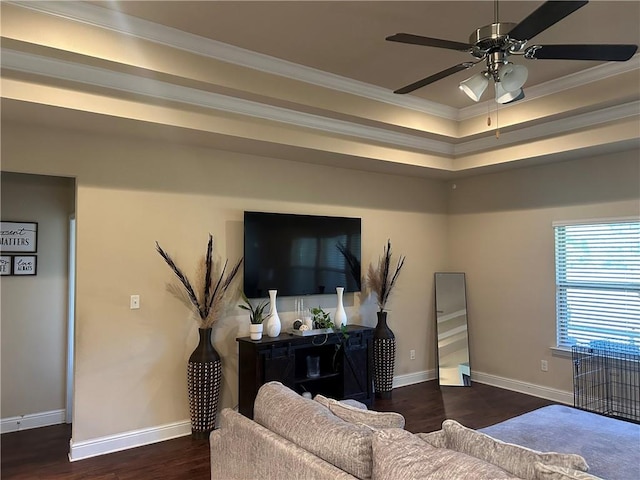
[554, 220, 640, 348]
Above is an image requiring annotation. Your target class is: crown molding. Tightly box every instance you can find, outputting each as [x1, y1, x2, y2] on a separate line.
[4, 46, 636, 158]
[1, 48, 455, 156]
[455, 101, 640, 155]
[8, 0, 459, 120]
[9, 2, 637, 125]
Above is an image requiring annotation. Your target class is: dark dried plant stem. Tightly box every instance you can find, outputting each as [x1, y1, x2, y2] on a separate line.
[370, 239, 405, 312]
[156, 234, 243, 328]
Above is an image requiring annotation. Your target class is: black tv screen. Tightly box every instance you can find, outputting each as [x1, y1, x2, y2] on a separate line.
[243, 211, 361, 298]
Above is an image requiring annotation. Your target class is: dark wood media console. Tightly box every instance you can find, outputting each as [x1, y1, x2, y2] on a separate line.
[237, 325, 374, 418]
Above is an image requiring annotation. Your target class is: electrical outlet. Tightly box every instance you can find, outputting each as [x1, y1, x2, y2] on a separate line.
[410, 349, 416, 360]
[130, 295, 140, 309]
[541, 360, 548, 372]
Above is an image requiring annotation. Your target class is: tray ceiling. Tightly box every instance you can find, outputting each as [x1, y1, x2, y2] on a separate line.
[1, 1, 639, 178]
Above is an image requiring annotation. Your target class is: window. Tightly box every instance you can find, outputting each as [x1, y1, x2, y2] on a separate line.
[554, 220, 640, 348]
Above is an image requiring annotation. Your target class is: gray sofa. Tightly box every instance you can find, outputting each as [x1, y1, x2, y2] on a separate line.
[210, 382, 639, 480]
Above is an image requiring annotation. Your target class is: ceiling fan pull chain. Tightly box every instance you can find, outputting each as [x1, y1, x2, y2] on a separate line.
[495, 104, 500, 139]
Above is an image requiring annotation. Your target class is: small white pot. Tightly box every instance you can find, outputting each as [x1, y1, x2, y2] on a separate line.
[249, 323, 263, 340]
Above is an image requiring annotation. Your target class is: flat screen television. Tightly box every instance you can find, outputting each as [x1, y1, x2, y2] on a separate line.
[243, 211, 361, 298]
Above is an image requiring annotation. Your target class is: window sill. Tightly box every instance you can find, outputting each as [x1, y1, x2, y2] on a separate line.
[550, 346, 572, 359]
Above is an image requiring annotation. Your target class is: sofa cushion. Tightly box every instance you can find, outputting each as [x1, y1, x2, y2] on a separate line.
[417, 430, 447, 448]
[372, 428, 523, 480]
[254, 382, 373, 479]
[441, 419, 589, 480]
[534, 463, 604, 480]
[314, 394, 405, 429]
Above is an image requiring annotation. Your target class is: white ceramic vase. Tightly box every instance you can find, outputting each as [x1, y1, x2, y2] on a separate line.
[334, 286, 348, 328]
[266, 289, 281, 337]
[249, 323, 263, 341]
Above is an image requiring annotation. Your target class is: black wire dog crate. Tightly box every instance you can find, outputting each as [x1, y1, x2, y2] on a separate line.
[572, 342, 640, 423]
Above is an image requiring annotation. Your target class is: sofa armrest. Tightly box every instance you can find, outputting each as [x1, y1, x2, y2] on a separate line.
[210, 409, 356, 480]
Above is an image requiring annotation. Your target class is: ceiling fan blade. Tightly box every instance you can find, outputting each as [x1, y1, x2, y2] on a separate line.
[386, 33, 472, 52]
[394, 62, 476, 94]
[526, 44, 638, 61]
[508, 1, 588, 41]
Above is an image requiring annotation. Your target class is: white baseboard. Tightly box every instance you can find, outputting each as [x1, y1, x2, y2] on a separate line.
[390, 369, 573, 406]
[1, 409, 66, 434]
[69, 420, 191, 462]
[471, 371, 573, 405]
[393, 369, 437, 388]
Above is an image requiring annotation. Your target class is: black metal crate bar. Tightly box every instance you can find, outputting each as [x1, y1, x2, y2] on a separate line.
[573, 342, 640, 423]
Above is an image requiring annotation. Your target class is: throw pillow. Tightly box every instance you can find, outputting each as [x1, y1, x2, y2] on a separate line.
[441, 419, 589, 480]
[314, 393, 368, 410]
[372, 428, 523, 480]
[534, 463, 604, 480]
[315, 395, 405, 429]
[339, 399, 368, 409]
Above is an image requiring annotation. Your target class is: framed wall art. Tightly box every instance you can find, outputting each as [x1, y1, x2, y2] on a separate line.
[0, 221, 38, 253]
[0, 256, 12, 275]
[13, 255, 37, 276]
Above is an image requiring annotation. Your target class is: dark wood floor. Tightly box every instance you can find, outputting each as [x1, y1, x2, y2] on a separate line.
[374, 380, 553, 433]
[1, 381, 553, 479]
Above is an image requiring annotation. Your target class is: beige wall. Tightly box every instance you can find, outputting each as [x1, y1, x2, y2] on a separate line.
[3, 119, 638, 446]
[1, 172, 75, 419]
[447, 150, 640, 392]
[1, 122, 448, 442]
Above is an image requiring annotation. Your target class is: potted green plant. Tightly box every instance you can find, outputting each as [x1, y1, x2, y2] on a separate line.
[309, 306, 350, 372]
[310, 306, 333, 330]
[309, 306, 349, 338]
[238, 292, 270, 340]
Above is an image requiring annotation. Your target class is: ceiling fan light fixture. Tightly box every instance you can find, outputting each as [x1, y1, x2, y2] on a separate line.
[459, 73, 489, 102]
[495, 82, 525, 104]
[504, 89, 525, 104]
[386, 2, 638, 100]
[498, 63, 528, 92]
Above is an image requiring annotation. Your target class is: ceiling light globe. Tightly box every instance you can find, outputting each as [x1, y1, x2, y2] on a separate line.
[495, 82, 525, 104]
[498, 63, 528, 92]
[459, 73, 489, 102]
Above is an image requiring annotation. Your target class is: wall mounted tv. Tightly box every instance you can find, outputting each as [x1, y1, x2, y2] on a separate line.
[243, 211, 361, 298]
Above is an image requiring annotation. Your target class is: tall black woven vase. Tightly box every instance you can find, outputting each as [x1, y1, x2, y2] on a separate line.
[373, 311, 396, 399]
[187, 328, 222, 439]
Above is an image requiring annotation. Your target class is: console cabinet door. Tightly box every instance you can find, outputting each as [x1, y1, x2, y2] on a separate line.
[238, 342, 295, 418]
[342, 331, 373, 405]
[262, 344, 295, 386]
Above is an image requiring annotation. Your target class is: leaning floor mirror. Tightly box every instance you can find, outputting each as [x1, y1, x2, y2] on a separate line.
[434, 272, 471, 386]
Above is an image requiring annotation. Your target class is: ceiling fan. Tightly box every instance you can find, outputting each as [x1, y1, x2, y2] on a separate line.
[386, 0, 638, 104]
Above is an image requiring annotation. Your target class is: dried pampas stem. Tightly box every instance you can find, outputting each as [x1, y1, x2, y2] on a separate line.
[367, 239, 405, 312]
[156, 234, 243, 329]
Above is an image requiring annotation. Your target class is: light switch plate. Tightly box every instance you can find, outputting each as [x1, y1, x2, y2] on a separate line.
[130, 295, 140, 309]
